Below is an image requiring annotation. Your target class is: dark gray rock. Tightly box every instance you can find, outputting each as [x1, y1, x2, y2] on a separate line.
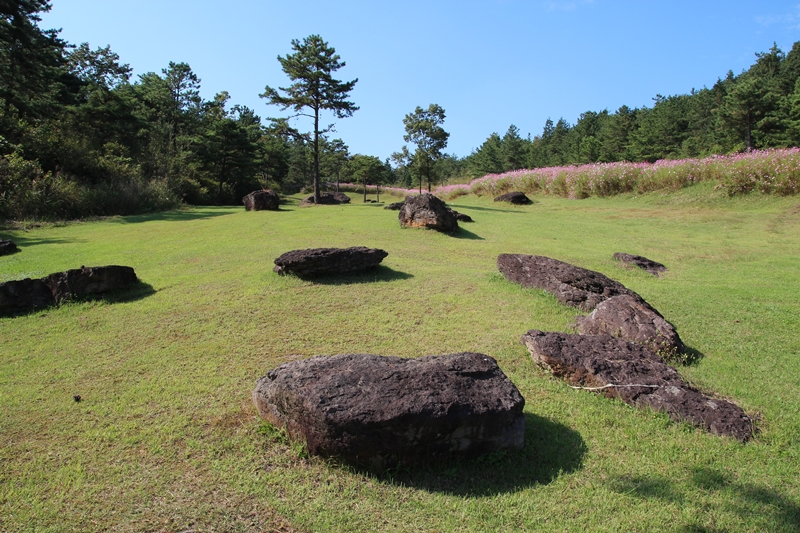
[574, 294, 685, 357]
[43, 265, 138, 304]
[242, 189, 280, 211]
[384, 201, 404, 210]
[399, 193, 458, 232]
[253, 352, 525, 467]
[0, 239, 18, 256]
[273, 246, 388, 277]
[449, 209, 473, 223]
[497, 254, 637, 312]
[614, 252, 667, 277]
[494, 191, 532, 204]
[0, 265, 138, 315]
[300, 192, 351, 205]
[0, 278, 55, 314]
[520, 330, 752, 441]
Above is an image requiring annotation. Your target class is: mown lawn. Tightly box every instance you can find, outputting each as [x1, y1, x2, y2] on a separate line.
[1, 183, 799, 532]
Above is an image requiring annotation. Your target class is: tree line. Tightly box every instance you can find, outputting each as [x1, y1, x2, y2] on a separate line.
[4, 1, 800, 220]
[465, 42, 800, 176]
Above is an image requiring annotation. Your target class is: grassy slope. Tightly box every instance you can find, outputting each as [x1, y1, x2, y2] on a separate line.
[1, 183, 799, 532]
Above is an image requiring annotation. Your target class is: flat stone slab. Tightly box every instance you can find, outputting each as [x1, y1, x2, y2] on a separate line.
[575, 294, 685, 357]
[0, 239, 18, 256]
[399, 193, 458, 232]
[497, 254, 637, 312]
[0, 265, 138, 315]
[614, 252, 667, 277]
[242, 189, 280, 211]
[253, 352, 525, 467]
[300, 192, 351, 205]
[520, 330, 752, 441]
[494, 191, 532, 204]
[273, 247, 388, 277]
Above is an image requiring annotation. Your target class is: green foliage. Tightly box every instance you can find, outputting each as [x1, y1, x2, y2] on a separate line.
[402, 103, 449, 192]
[261, 34, 358, 202]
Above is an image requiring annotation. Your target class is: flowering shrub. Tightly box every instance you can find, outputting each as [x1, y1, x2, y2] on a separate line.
[430, 149, 800, 200]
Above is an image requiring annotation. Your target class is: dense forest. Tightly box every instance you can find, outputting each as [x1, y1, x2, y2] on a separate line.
[3, 1, 800, 220]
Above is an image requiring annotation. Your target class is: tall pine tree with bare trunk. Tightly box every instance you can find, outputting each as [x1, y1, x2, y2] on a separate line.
[261, 35, 357, 203]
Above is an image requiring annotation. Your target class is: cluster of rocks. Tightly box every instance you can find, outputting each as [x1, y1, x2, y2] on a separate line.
[494, 191, 532, 205]
[0, 239, 18, 256]
[253, 352, 525, 468]
[273, 246, 388, 277]
[498, 253, 752, 441]
[0, 265, 138, 315]
[300, 192, 351, 206]
[242, 189, 280, 211]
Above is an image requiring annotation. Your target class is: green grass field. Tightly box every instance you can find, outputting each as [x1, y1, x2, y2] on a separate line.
[2, 183, 799, 532]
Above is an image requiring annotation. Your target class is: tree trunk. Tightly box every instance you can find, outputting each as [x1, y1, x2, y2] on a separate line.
[313, 106, 321, 203]
[363, 175, 367, 203]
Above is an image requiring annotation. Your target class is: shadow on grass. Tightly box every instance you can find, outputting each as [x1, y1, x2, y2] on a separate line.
[109, 207, 238, 224]
[609, 466, 800, 533]
[450, 227, 484, 240]
[1, 235, 81, 248]
[352, 413, 586, 497]
[298, 265, 414, 285]
[681, 345, 705, 367]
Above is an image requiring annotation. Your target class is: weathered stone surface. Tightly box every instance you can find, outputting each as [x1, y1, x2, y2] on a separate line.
[575, 294, 685, 356]
[253, 352, 526, 467]
[0, 278, 55, 314]
[273, 246, 388, 277]
[300, 192, 351, 205]
[494, 191, 532, 204]
[497, 254, 637, 312]
[0, 239, 18, 256]
[520, 330, 752, 441]
[384, 201, 404, 210]
[614, 252, 667, 277]
[43, 265, 138, 304]
[242, 189, 280, 211]
[399, 193, 458, 232]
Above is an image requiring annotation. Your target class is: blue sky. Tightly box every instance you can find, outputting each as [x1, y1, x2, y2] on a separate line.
[41, 0, 800, 161]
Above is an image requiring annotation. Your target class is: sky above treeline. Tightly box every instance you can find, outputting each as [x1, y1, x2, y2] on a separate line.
[41, 0, 800, 161]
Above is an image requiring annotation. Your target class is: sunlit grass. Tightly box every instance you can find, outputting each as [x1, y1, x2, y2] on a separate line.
[1, 188, 799, 532]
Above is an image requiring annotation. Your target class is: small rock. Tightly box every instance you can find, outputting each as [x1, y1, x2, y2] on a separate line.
[274, 247, 388, 277]
[242, 189, 280, 211]
[384, 201, 405, 210]
[520, 329, 752, 441]
[613, 252, 667, 277]
[73, 395, 81, 402]
[449, 209, 473, 222]
[300, 192, 351, 205]
[399, 193, 458, 232]
[494, 192, 532, 204]
[0, 239, 18, 256]
[253, 352, 525, 467]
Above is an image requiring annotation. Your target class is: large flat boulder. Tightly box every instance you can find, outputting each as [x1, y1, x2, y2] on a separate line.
[497, 254, 637, 312]
[520, 330, 752, 441]
[0, 265, 138, 315]
[43, 265, 138, 304]
[574, 294, 685, 357]
[0, 239, 18, 256]
[300, 192, 351, 206]
[494, 191, 532, 204]
[273, 247, 388, 277]
[0, 278, 55, 314]
[242, 189, 280, 211]
[253, 352, 525, 467]
[399, 193, 458, 232]
[613, 252, 667, 277]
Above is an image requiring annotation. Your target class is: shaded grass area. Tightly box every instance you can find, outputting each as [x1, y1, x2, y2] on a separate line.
[1, 186, 800, 531]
